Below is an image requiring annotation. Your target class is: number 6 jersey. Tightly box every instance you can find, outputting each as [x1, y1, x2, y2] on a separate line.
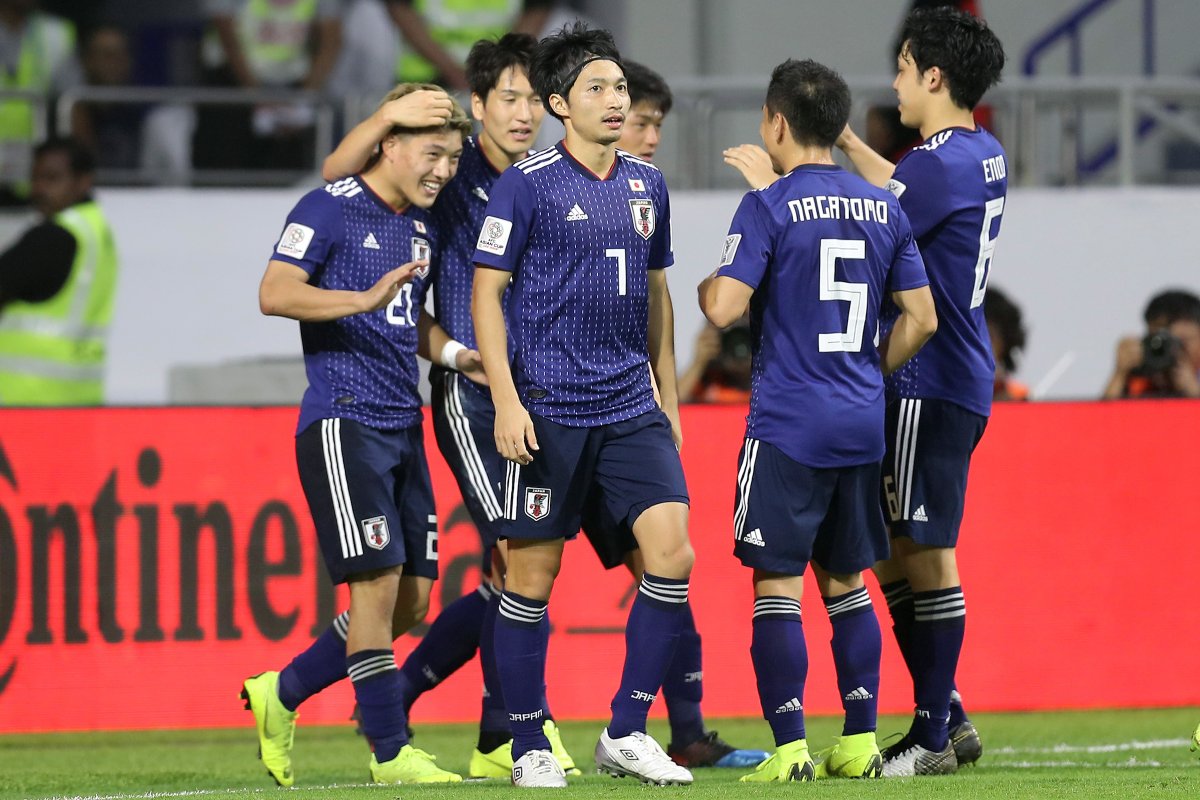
[269, 175, 437, 434]
[717, 164, 928, 468]
[473, 143, 673, 427]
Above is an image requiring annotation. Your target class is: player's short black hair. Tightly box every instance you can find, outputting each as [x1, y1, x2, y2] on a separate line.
[624, 60, 672, 117]
[466, 32, 538, 101]
[900, 7, 1005, 111]
[34, 136, 95, 176]
[984, 285, 1026, 372]
[1143, 289, 1200, 326]
[529, 21, 623, 121]
[765, 59, 850, 149]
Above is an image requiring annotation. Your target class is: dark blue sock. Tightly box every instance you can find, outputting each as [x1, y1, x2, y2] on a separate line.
[608, 573, 688, 739]
[909, 587, 966, 751]
[348, 649, 408, 762]
[495, 591, 550, 760]
[880, 579, 917, 678]
[662, 603, 705, 747]
[823, 587, 881, 736]
[751, 596, 807, 747]
[477, 583, 509, 738]
[540, 610, 552, 720]
[277, 611, 348, 711]
[397, 584, 487, 714]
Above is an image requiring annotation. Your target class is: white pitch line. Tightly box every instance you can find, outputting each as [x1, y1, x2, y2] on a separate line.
[44, 784, 382, 800]
[991, 738, 1190, 755]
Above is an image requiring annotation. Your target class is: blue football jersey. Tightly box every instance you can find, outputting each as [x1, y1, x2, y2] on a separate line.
[882, 126, 1008, 417]
[472, 144, 673, 427]
[270, 176, 436, 434]
[717, 164, 928, 468]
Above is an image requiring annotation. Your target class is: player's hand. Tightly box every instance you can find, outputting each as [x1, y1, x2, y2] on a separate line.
[457, 348, 489, 386]
[723, 144, 778, 190]
[494, 400, 539, 464]
[378, 90, 454, 130]
[1113, 335, 1143, 375]
[360, 261, 422, 312]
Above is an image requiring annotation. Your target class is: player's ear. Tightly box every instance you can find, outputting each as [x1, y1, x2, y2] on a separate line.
[924, 65, 944, 92]
[470, 92, 487, 122]
[548, 92, 569, 118]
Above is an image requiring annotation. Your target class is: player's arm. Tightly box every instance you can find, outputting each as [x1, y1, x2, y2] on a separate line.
[647, 268, 683, 448]
[473, 265, 538, 463]
[698, 272, 754, 329]
[416, 312, 486, 384]
[386, 0, 469, 90]
[879, 285, 937, 376]
[836, 125, 896, 188]
[321, 90, 455, 181]
[259, 259, 420, 322]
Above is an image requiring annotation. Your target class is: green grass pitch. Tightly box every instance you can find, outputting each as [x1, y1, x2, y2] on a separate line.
[1, 709, 1196, 799]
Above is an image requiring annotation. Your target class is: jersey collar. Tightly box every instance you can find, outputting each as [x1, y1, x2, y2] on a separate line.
[556, 141, 620, 181]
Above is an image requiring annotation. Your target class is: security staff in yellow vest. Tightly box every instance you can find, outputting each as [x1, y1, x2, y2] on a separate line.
[0, 0, 81, 205]
[387, 0, 550, 90]
[0, 137, 117, 405]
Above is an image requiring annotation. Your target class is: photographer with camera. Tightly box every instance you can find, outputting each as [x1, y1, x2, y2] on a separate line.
[677, 318, 753, 404]
[1102, 289, 1200, 399]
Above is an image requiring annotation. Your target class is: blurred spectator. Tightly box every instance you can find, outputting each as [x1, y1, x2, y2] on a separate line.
[193, 0, 343, 172]
[617, 60, 671, 161]
[0, 0, 81, 205]
[70, 24, 142, 170]
[677, 318, 753, 404]
[1102, 289, 1200, 399]
[386, 0, 552, 91]
[0, 136, 117, 405]
[984, 285, 1028, 401]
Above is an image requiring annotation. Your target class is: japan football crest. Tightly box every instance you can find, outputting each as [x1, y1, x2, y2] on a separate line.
[524, 487, 552, 521]
[629, 199, 655, 240]
[362, 516, 390, 550]
[412, 237, 431, 277]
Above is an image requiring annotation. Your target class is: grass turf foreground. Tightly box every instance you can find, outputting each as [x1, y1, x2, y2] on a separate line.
[0, 709, 1196, 799]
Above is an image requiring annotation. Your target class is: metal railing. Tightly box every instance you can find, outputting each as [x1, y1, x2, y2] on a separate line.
[0, 76, 1197, 190]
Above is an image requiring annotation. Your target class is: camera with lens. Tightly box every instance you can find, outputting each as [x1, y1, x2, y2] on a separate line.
[719, 325, 753, 362]
[1139, 330, 1182, 375]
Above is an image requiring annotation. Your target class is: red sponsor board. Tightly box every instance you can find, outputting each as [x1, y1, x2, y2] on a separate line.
[0, 401, 1197, 733]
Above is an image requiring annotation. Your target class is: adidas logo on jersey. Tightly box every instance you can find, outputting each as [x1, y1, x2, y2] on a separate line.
[912, 505, 929, 522]
[743, 528, 765, 547]
[362, 232, 381, 249]
[775, 697, 803, 714]
[566, 203, 589, 221]
[844, 686, 874, 702]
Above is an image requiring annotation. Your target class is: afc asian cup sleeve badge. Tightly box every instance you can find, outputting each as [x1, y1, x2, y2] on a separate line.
[524, 487, 552, 521]
[362, 515, 391, 550]
[629, 199, 655, 240]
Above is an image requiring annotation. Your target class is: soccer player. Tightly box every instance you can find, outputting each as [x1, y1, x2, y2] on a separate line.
[835, 6, 1007, 776]
[322, 34, 580, 779]
[583, 57, 769, 770]
[472, 22, 694, 788]
[240, 83, 476, 786]
[700, 58, 936, 783]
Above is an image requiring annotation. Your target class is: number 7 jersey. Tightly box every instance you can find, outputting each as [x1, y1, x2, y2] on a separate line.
[882, 126, 1008, 417]
[473, 143, 673, 427]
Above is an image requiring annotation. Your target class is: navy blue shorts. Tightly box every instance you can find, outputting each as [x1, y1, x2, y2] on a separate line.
[296, 418, 439, 584]
[430, 367, 505, 568]
[499, 410, 689, 542]
[733, 438, 889, 576]
[580, 487, 638, 570]
[882, 398, 988, 547]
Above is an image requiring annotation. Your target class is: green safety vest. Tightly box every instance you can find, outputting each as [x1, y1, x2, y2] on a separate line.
[204, 0, 320, 85]
[0, 201, 118, 405]
[0, 13, 76, 198]
[395, 0, 521, 83]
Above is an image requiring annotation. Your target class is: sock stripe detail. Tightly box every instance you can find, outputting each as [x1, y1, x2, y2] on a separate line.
[913, 589, 965, 621]
[881, 581, 913, 608]
[824, 587, 872, 618]
[347, 652, 396, 683]
[331, 610, 350, 641]
[753, 595, 801, 620]
[639, 575, 689, 604]
[498, 593, 547, 625]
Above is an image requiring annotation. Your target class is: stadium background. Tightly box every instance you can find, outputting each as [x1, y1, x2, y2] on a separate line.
[2, 0, 1199, 733]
